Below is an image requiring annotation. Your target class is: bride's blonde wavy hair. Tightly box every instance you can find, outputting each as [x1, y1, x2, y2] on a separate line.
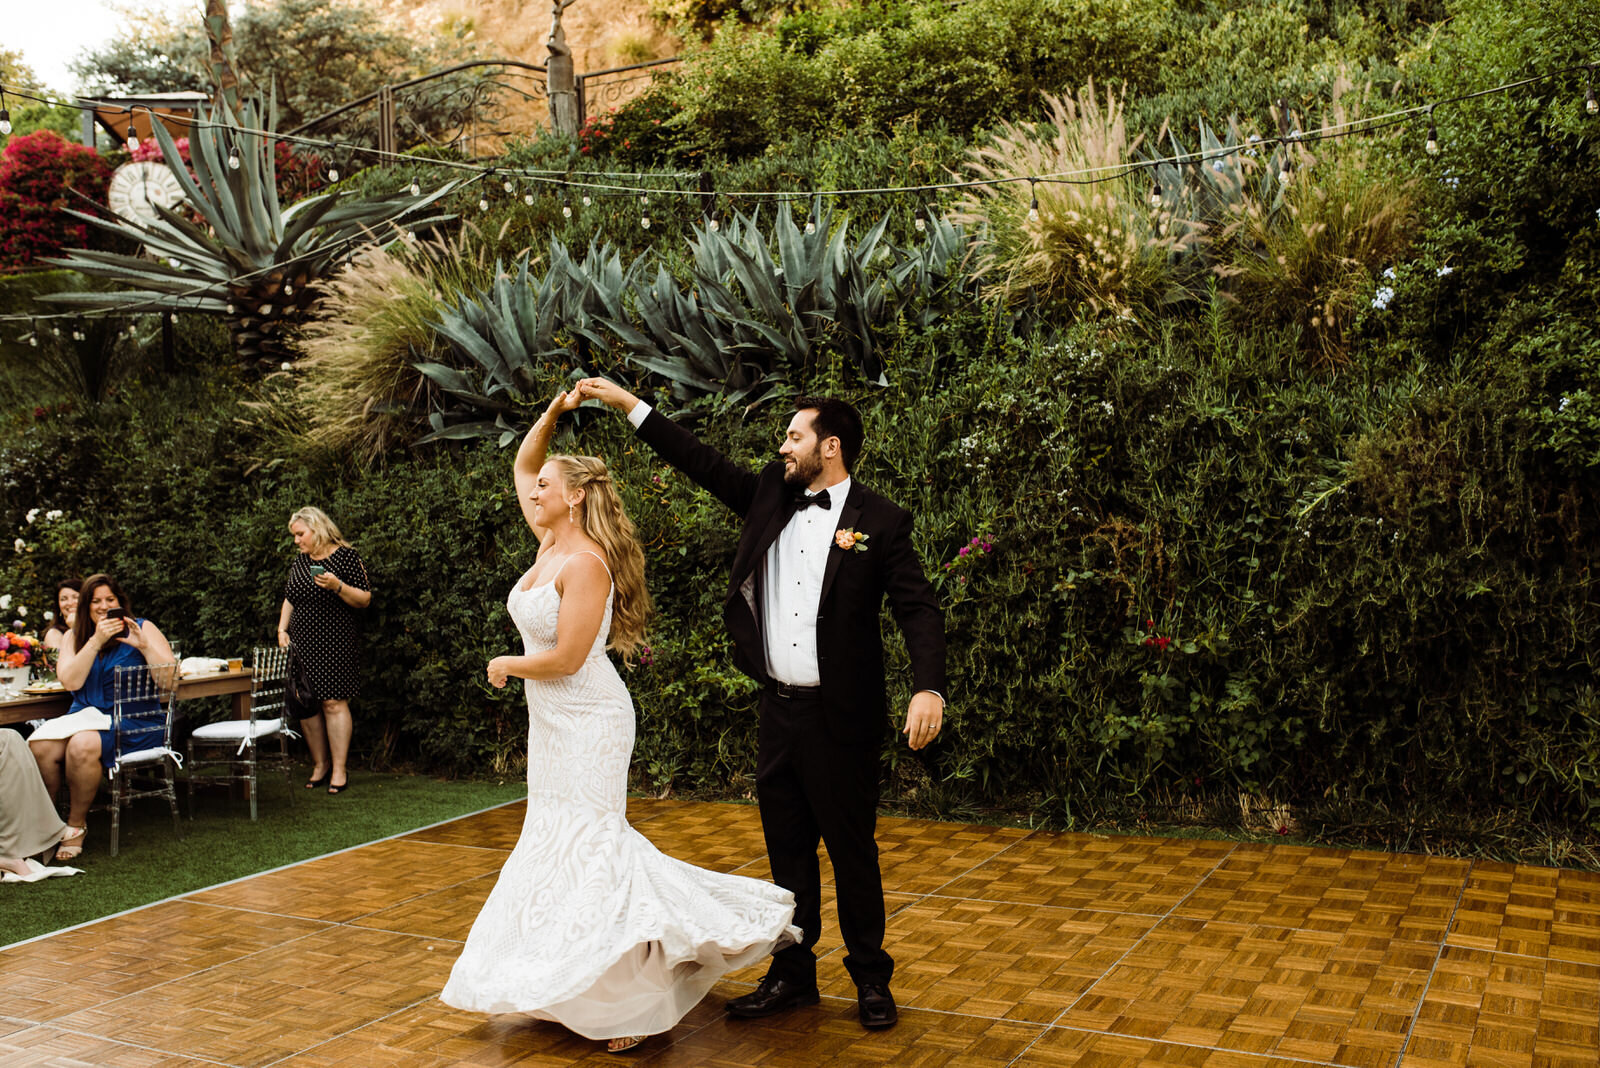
[551, 455, 651, 657]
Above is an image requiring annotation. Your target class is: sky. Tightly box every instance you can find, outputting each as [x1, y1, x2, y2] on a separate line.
[9, 0, 209, 93]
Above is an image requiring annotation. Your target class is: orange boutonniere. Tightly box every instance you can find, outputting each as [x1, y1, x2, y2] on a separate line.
[834, 528, 869, 552]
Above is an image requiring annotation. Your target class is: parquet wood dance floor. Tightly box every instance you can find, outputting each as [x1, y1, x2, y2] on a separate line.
[2, 799, 1595, 1066]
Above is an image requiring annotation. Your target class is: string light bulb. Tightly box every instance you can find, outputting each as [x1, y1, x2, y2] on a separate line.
[805, 218, 816, 235]
[1425, 105, 1439, 155]
[582, 194, 592, 208]
[913, 207, 927, 233]
[0, 86, 10, 136]
[524, 192, 535, 206]
[478, 195, 489, 212]
[640, 194, 650, 230]
[503, 178, 514, 194]
[1587, 67, 1598, 115]
[410, 176, 421, 197]
[1027, 179, 1040, 224]
[562, 197, 572, 219]
[1149, 181, 1163, 208]
[227, 144, 240, 170]
[126, 121, 139, 151]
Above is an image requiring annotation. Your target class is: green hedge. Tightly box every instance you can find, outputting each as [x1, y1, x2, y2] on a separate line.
[3, 0, 1598, 860]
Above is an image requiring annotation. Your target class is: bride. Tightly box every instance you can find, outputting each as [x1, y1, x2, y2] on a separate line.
[441, 388, 799, 1054]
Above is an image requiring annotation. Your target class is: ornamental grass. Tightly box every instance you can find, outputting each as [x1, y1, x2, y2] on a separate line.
[289, 233, 493, 465]
[953, 83, 1206, 328]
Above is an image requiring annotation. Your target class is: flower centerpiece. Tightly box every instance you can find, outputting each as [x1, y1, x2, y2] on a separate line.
[2, 631, 40, 669]
[0, 630, 40, 697]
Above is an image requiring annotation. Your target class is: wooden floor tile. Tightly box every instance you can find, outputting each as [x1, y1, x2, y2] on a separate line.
[402, 800, 527, 851]
[186, 838, 511, 922]
[349, 872, 500, 941]
[1060, 916, 1438, 1067]
[1400, 944, 1600, 1068]
[5, 799, 1593, 1068]
[1446, 863, 1600, 965]
[0, 900, 329, 1023]
[624, 799, 772, 874]
[815, 898, 1158, 1023]
[1174, 844, 1470, 943]
[1017, 1026, 1343, 1066]
[0, 1022, 222, 1067]
[47, 925, 454, 1067]
[652, 996, 1047, 1066]
[937, 834, 1235, 914]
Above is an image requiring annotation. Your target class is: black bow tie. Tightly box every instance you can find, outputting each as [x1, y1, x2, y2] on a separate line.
[792, 489, 832, 511]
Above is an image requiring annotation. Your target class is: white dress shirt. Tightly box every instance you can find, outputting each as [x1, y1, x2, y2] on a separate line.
[761, 477, 849, 686]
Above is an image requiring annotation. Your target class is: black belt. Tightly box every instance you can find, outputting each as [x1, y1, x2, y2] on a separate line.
[769, 680, 823, 700]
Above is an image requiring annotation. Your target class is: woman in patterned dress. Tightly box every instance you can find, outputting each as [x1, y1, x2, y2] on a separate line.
[440, 389, 798, 1055]
[276, 506, 371, 794]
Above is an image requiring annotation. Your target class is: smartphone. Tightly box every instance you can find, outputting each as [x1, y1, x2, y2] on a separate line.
[309, 565, 326, 577]
[105, 607, 130, 636]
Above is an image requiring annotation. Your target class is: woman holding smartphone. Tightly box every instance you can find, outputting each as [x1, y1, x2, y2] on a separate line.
[278, 506, 372, 794]
[28, 573, 175, 859]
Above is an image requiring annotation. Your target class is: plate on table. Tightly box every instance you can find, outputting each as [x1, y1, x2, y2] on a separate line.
[22, 683, 66, 694]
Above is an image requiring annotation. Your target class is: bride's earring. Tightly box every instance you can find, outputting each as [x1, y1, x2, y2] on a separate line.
[568, 502, 576, 525]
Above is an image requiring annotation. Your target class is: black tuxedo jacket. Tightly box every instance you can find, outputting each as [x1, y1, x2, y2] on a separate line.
[637, 408, 947, 739]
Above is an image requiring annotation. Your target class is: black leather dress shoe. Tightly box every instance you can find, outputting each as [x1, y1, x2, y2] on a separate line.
[724, 976, 821, 1018]
[857, 983, 898, 1030]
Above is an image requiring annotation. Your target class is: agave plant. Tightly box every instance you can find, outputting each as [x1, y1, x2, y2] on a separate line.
[414, 207, 973, 443]
[612, 205, 962, 406]
[44, 96, 457, 371]
[418, 240, 626, 444]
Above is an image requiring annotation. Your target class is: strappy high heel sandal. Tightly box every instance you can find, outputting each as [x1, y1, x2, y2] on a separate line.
[56, 825, 86, 862]
[605, 1036, 648, 1054]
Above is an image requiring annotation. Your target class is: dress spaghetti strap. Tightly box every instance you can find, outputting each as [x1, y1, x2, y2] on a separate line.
[558, 549, 613, 584]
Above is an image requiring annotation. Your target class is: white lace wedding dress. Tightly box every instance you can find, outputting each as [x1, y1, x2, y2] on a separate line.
[441, 555, 799, 1040]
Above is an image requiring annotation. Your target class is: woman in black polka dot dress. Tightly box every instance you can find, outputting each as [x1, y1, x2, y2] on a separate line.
[276, 506, 372, 794]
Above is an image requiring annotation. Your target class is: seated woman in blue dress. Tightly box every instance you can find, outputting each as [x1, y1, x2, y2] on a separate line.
[28, 574, 175, 860]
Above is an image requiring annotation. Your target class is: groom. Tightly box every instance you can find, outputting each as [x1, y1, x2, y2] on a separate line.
[579, 380, 946, 1031]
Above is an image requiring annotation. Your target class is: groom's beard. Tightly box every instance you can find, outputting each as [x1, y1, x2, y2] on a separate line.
[783, 443, 824, 488]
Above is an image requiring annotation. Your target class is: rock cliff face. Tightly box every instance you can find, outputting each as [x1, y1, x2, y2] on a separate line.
[374, 0, 678, 138]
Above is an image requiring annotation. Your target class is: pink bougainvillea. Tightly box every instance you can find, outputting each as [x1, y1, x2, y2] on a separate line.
[0, 131, 115, 272]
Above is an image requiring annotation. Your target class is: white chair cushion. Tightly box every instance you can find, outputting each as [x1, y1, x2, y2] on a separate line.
[113, 747, 179, 768]
[191, 718, 284, 742]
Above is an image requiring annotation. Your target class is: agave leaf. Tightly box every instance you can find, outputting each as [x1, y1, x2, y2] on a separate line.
[415, 419, 506, 444]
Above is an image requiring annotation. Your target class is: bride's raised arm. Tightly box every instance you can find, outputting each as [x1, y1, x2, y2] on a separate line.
[514, 388, 583, 539]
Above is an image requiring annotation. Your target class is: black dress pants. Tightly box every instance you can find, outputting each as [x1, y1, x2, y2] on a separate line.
[755, 689, 893, 988]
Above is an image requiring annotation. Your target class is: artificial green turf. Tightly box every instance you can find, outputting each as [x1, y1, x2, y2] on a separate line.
[0, 767, 527, 947]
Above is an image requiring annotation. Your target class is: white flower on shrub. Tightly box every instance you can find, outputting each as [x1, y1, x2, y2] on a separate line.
[12, 538, 25, 553]
[45, 509, 62, 521]
[25, 508, 39, 524]
[1559, 396, 1571, 412]
[1100, 400, 1114, 415]
[1371, 286, 1395, 310]
[15, 606, 24, 617]
[1436, 266, 1454, 277]
[0, 594, 10, 610]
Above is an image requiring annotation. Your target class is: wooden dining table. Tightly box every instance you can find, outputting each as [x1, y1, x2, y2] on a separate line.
[0, 669, 255, 727]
